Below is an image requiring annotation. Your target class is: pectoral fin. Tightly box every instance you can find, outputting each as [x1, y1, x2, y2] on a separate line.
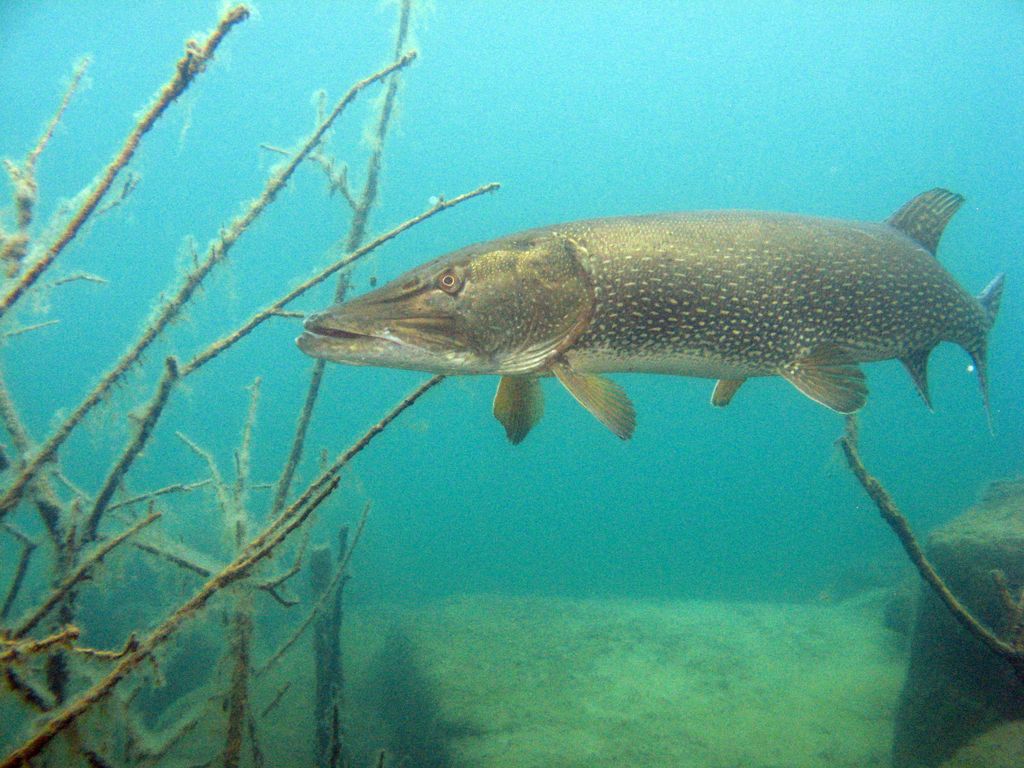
[493, 376, 545, 445]
[711, 379, 745, 407]
[779, 345, 867, 414]
[551, 362, 635, 439]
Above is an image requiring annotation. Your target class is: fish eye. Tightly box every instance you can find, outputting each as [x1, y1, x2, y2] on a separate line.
[437, 270, 462, 295]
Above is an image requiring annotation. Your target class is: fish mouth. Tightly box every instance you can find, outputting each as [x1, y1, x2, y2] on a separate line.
[303, 323, 390, 343]
[302, 312, 399, 345]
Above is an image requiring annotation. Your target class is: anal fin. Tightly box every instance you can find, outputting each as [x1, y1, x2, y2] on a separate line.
[493, 376, 544, 445]
[900, 348, 934, 410]
[779, 345, 867, 414]
[711, 379, 745, 407]
[551, 362, 635, 440]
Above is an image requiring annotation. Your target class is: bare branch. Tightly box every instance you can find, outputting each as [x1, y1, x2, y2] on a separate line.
[3, 667, 52, 712]
[839, 416, 1024, 680]
[259, 682, 291, 718]
[51, 272, 108, 287]
[0, 7, 249, 318]
[4, 365, 437, 764]
[2, 319, 60, 339]
[1, 625, 80, 664]
[106, 479, 210, 512]
[0, 522, 37, 620]
[94, 171, 140, 217]
[232, 377, 261, 531]
[12, 510, 161, 639]
[85, 357, 179, 541]
[257, 502, 370, 676]
[26, 57, 91, 173]
[0, 47, 419, 521]
[131, 541, 213, 578]
[176, 431, 234, 520]
[0, 473, 339, 767]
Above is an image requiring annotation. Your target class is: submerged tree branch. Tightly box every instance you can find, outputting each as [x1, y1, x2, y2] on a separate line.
[0, 50, 418, 522]
[12, 511, 161, 639]
[2, 373, 438, 765]
[838, 416, 1024, 681]
[257, 503, 369, 676]
[0, 6, 250, 318]
[85, 357, 179, 542]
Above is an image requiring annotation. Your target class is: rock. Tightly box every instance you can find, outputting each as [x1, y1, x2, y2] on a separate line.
[939, 720, 1024, 768]
[891, 479, 1024, 768]
[884, 578, 919, 637]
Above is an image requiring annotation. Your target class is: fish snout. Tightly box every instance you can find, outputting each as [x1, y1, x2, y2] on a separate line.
[302, 310, 331, 333]
[302, 305, 369, 340]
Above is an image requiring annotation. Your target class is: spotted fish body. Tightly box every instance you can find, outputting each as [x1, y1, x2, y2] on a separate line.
[298, 189, 1004, 443]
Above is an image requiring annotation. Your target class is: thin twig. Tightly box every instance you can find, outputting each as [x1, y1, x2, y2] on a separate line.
[257, 502, 369, 676]
[0, 7, 249, 319]
[0, 366, 31, 458]
[51, 272, 108, 287]
[85, 357, 179, 542]
[258, 143, 290, 156]
[0, 523, 37, 620]
[0, 521, 35, 547]
[2, 319, 60, 339]
[52, 470, 88, 501]
[94, 171, 139, 217]
[73, 633, 140, 662]
[268, 362, 325, 517]
[3, 667, 51, 712]
[130, 710, 205, 767]
[1, 57, 90, 279]
[258, 586, 298, 608]
[106, 479, 210, 512]
[345, 0, 412, 254]
[131, 541, 213, 578]
[12, 510, 161, 639]
[176, 431, 234, 521]
[26, 57, 91, 173]
[0, 626, 80, 664]
[232, 378, 261, 542]
[256, 529, 309, 606]
[259, 682, 291, 718]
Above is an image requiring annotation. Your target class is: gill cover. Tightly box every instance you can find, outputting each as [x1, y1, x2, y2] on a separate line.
[464, 234, 595, 373]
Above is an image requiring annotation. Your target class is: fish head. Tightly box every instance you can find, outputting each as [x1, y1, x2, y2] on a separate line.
[297, 234, 594, 375]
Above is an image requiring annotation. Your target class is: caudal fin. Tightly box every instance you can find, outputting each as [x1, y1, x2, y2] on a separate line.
[978, 273, 1005, 328]
[970, 273, 1005, 431]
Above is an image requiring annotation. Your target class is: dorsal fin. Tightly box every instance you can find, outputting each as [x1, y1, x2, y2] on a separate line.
[885, 188, 964, 255]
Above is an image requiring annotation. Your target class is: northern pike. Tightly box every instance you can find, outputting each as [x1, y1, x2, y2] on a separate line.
[298, 189, 1004, 443]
